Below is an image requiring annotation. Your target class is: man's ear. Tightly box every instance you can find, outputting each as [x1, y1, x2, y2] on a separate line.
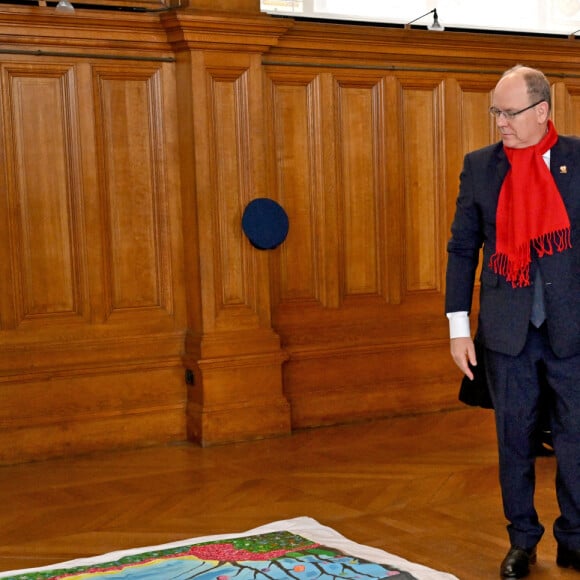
[537, 101, 550, 122]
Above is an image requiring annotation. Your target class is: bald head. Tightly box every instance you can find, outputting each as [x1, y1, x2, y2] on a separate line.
[498, 65, 551, 110]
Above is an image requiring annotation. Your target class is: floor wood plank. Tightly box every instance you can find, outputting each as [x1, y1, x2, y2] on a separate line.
[0, 408, 577, 578]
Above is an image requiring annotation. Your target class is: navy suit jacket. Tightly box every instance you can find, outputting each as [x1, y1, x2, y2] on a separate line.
[446, 135, 580, 358]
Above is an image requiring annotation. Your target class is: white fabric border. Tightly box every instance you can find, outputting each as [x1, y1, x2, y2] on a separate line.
[0, 516, 459, 580]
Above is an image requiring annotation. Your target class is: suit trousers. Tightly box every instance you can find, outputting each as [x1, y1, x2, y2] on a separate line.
[485, 323, 580, 550]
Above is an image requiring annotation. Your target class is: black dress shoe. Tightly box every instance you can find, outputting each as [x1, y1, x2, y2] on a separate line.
[557, 545, 580, 570]
[500, 546, 537, 578]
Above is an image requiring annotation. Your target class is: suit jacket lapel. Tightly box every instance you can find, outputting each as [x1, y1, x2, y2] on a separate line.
[492, 145, 509, 203]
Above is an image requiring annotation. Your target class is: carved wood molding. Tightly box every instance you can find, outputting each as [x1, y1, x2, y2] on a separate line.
[265, 20, 580, 74]
[161, 9, 293, 53]
[0, 5, 172, 56]
[0, 331, 186, 379]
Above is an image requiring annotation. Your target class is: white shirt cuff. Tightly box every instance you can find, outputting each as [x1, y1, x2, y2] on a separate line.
[446, 311, 471, 339]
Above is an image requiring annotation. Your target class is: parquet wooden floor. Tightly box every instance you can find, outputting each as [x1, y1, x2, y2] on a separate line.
[0, 408, 577, 579]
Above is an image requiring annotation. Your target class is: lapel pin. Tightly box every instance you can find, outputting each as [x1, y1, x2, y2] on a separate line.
[560, 165, 568, 173]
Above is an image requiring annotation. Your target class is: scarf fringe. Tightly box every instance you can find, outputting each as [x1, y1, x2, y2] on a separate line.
[490, 249, 530, 288]
[490, 228, 571, 288]
[532, 228, 571, 257]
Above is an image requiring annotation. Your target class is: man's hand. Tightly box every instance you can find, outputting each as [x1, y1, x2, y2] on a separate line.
[450, 337, 477, 380]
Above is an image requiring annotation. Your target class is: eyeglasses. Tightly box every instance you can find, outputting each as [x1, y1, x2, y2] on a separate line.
[489, 100, 545, 120]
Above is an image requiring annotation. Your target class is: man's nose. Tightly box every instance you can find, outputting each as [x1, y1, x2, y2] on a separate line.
[496, 114, 508, 127]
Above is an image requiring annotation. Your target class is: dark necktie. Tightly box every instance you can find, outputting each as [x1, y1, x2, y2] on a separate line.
[530, 268, 546, 327]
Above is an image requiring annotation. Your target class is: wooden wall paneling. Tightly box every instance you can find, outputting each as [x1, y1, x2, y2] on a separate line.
[0, 55, 187, 464]
[455, 76, 497, 157]
[443, 74, 497, 223]
[441, 76, 462, 300]
[87, 58, 187, 335]
[383, 74, 405, 307]
[552, 78, 580, 136]
[209, 58, 261, 330]
[0, 70, 10, 332]
[3, 62, 88, 326]
[174, 49, 202, 332]
[76, 62, 108, 325]
[175, 46, 290, 446]
[0, 366, 186, 463]
[551, 80, 566, 133]
[179, 52, 269, 335]
[284, 340, 462, 427]
[266, 67, 460, 429]
[265, 67, 340, 311]
[335, 71, 388, 303]
[399, 73, 444, 295]
[92, 63, 175, 322]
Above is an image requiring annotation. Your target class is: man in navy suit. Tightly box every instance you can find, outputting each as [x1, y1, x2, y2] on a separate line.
[446, 65, 580, 578]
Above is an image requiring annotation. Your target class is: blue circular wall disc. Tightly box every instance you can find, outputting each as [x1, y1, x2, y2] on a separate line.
[242, 198, 289, 250]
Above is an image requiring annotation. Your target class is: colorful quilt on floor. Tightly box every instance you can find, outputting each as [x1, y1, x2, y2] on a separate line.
[0, 517, 459, 580]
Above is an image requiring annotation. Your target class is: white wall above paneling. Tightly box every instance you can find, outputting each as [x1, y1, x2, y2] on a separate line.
[261, 0, 580, 37]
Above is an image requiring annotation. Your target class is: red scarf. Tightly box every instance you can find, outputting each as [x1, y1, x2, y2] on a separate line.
[489, 120, 571, 287]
